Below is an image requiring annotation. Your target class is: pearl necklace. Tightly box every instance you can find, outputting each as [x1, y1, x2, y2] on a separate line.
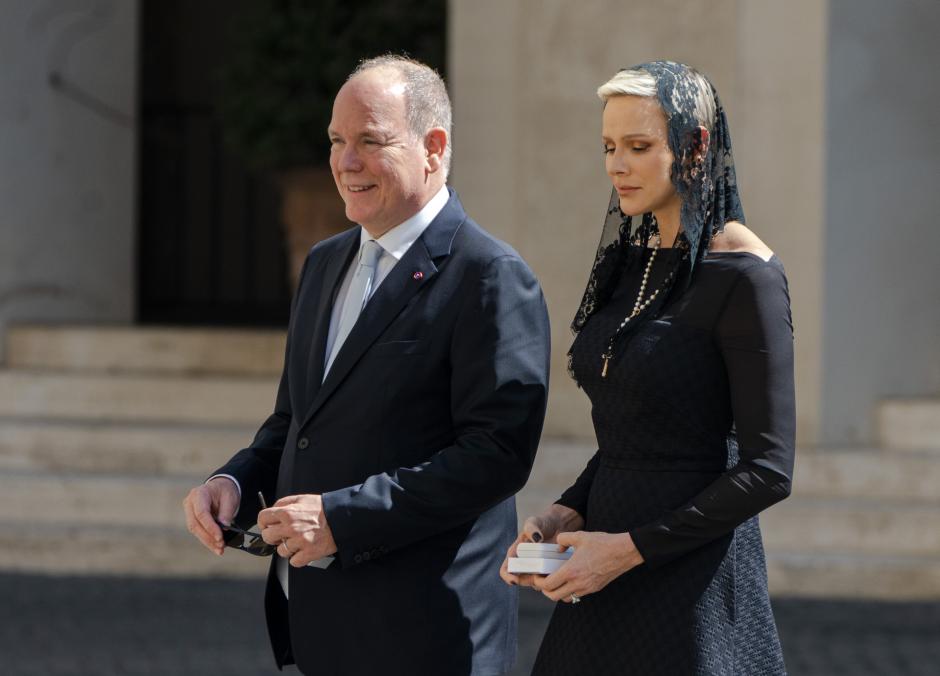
[600, 234, 675, 378]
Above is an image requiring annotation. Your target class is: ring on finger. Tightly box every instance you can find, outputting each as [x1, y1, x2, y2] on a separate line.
[279, 540, 294, 557]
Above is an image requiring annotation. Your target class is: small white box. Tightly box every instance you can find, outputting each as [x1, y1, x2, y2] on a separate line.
[508, 556, 568, 575]
[516, 543, 572, 560]
[508, 543, 573, 575]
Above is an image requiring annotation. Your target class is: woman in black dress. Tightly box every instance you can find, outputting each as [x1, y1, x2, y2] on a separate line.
[500, 61, 795, 674]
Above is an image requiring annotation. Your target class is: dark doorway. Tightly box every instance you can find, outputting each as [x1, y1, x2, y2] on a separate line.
[137, 0, 448, 327]
[138, 0, 290, 326]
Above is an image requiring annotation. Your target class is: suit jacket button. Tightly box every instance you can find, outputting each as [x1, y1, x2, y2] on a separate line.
[354, 554, 362, 564]
[362, 551, 371, 561]
[297, 437, 309, 450]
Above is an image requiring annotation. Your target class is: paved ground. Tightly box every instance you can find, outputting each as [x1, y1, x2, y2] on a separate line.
[2, 573, 938, 675]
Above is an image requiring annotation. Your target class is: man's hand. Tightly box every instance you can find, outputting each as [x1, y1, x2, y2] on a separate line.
[258, 494, 338, 567]
[183, 477, 240, 556]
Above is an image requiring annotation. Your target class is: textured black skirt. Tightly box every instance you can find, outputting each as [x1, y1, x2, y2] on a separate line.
[531, 465, 786, 675]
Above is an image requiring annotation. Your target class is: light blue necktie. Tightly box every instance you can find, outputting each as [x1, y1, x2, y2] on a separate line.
[324, 239, 383, 378]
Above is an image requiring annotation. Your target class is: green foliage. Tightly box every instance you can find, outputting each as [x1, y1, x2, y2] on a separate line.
[218, 0, 446, 171]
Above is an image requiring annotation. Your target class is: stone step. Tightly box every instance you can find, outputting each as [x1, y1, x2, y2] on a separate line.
[4, 530, 937, 597]
[520, 474, 940, 557]
[766, 551, 940, 600]
[518, 446, 940, 522]
[761, 497, 940, 557]
[0, 523, 266, 578]
[0, 469, 577, 535]
[5, 525, 937, 597]
[4, 473, 939, 596]
[791, 449, 940, 503]
[878, 398, 940, 452]
[0, 371, 279, 425]
[20, 431, 936, 503]
[518, 496, 940, 600]
[0, 471, 267, 577]
[0, 471, 203, 529]
[0, 420, 254, 476]
[5, 325, 286, 376]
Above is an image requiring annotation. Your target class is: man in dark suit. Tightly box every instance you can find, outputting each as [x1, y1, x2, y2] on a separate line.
[183, 55, 550, 676]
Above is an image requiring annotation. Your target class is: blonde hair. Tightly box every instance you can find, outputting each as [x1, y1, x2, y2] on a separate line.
[597, 66, 716, 131]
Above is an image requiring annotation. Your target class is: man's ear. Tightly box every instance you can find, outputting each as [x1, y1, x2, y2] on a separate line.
[425, 127, 448, 174]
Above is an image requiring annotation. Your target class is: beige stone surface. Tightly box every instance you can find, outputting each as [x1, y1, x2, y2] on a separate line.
[0, 524, 266, 578]
[1, 320, 935, 595]
[0, 471, 199, 528]
[791, 449, 940, 502]
[878, 399, 940, 451]
[451, 0, 827, 446]
[735, 0, 828, 445]
[452, 0, 740, 441]
[0, 371, 279, 425]
[761, 498, 940, 557]
[766, 551, 940, 600]
[0, 421, 253, 476]
[2, 435, 939, 596]
[515, 438, 595, 523]
[515, 442, 940, 598]
[6, 325, 286, 376]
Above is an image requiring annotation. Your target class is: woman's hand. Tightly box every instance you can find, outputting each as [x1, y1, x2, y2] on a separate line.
[499, 504, 585, 588]
[533, 531, 644, 603]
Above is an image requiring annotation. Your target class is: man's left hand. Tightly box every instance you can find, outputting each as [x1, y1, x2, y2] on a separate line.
[533, 531, 644, 603]
[258, 494, 338, 567]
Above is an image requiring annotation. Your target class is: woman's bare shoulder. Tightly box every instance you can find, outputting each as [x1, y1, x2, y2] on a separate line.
[709, 222, 774, 262]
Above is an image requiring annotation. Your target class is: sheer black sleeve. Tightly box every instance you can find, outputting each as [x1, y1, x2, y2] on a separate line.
[630, 259, 796, 568]
[555, 450, 601, 518]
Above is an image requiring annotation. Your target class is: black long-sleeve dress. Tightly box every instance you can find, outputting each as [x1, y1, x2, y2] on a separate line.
[532, 245, 795, 675]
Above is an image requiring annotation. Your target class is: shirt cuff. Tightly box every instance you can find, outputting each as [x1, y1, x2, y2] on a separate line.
[206, 474, 242, 518]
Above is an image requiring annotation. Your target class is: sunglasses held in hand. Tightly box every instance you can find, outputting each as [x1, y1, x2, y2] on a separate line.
[215, 520, 276, 557]
[215, 490, 275, 557]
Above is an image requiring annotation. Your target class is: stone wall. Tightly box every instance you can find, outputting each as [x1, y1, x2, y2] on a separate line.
[820, 0, 940, 444]
[0, 0, 138, 356]
[449, 0, 827, 443]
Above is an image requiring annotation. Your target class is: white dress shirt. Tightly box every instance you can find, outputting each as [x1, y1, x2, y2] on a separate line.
[212, 184, 450, 599]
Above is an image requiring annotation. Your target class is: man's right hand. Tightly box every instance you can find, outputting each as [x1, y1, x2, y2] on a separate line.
[183, 477, 240, 556]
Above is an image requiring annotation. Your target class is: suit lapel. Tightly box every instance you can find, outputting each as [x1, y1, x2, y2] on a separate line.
[297, 189, 467, 429]
[304, 230, 359, 399]
[299, 239, 438, 430]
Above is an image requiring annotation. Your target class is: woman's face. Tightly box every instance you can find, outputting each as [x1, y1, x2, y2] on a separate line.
[602, 95, 680, 219]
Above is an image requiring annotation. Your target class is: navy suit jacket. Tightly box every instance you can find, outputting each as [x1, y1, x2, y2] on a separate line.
[215, 189, 551, 676]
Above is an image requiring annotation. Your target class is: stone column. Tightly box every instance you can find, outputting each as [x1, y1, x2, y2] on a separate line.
[0, 0, 138, 356]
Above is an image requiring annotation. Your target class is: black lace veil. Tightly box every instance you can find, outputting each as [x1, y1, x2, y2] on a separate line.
[569, 61, 744, 378]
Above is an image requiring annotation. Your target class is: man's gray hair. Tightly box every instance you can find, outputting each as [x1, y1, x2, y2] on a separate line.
[352, 54, 453, 177]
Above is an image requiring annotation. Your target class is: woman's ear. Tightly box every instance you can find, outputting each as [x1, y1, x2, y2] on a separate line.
[693, 126, 710, 163]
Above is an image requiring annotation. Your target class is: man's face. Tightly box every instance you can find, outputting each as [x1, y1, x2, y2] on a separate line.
[328, 70, 431, 237]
